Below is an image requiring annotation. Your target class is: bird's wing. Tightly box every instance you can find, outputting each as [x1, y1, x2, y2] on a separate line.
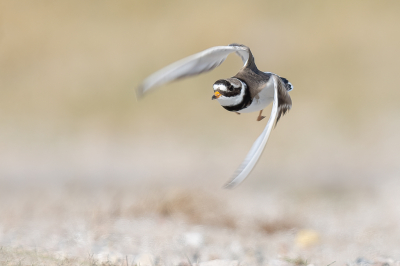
[137, 45, 249, 98]
[223, 76, 279, 189]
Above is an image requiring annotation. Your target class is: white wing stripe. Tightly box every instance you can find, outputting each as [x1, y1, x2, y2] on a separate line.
[223, 76, 279, 189]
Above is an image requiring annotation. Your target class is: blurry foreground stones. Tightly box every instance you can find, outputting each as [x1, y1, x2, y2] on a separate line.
[295, 229, 320, 248]
[1, 185, 400, 265]
[196, 260, 239, 266]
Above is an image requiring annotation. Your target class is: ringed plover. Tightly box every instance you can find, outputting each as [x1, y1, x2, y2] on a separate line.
[137, 44, 293, 188]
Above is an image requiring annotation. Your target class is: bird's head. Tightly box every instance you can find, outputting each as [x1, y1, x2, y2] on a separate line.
[212, 78, 247, 107]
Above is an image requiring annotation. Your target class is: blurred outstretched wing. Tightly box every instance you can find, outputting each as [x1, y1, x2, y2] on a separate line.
[137, 45, 249, 98]
[224, 76, 279, 189]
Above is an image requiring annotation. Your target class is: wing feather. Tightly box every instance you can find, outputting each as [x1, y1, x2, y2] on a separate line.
[224, 76, 279, 189]
[137, 45, 249, 98]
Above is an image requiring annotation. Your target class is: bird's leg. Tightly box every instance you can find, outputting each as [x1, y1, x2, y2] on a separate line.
[236, 112, 241, 115]
[257, 109, 266, 121]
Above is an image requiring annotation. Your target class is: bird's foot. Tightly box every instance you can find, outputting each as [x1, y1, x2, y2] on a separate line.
[236, 112, 241, 115]
[257, 116, 266, 121]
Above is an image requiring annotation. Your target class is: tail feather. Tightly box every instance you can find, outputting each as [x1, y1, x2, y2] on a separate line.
[275, 76, 292, 127]
[280, 77, 294, 92]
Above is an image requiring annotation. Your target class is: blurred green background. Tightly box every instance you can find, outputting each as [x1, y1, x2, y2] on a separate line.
[1, 0, 399, 192]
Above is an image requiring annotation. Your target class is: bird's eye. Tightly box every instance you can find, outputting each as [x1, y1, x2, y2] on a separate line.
[228, 86, 233, 91]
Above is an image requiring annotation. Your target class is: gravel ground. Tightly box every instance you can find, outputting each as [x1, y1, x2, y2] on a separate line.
[1, 181, 400, 266]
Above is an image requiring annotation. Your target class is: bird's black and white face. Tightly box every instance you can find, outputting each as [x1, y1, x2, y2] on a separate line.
[212, 78, 247, 107]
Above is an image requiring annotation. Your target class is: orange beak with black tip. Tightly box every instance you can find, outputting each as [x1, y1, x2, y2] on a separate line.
[212, 91, 221, 100]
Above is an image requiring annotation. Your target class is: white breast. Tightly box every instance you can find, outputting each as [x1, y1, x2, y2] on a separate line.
[237, 75, 275, 113]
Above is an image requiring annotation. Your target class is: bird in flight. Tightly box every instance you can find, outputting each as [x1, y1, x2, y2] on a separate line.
[137, 44, 293, 188]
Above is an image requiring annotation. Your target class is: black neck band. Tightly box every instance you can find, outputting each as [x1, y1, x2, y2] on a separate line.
[221, 79, 251, 112]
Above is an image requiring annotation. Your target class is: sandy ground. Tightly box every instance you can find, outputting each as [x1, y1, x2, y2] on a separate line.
[1, 179, 400, 266]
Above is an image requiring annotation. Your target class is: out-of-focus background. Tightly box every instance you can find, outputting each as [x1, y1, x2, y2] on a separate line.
[1, 1, 400, 265]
